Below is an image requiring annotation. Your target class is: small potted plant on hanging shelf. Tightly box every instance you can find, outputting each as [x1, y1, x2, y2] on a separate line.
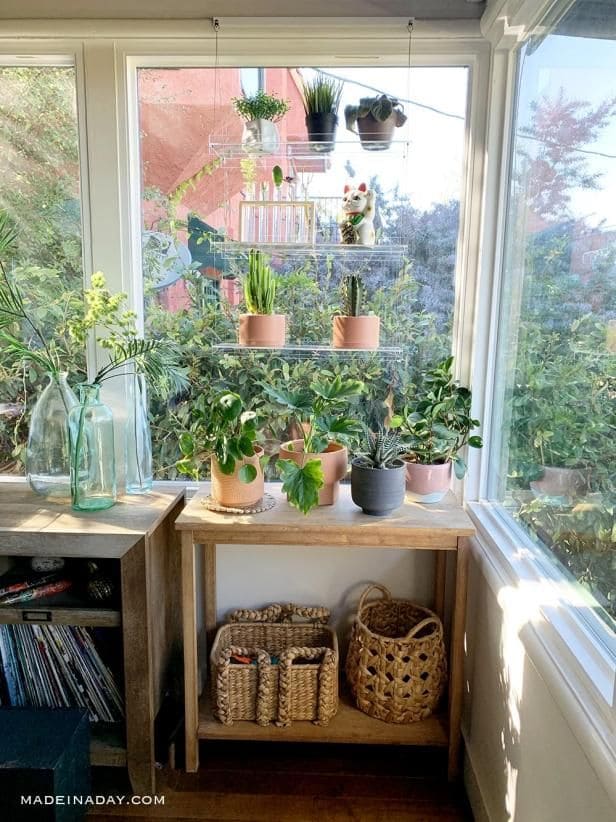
[232, 90, 290, 154]
[332, 273, 380, 349]
[396, 357, 482, 503]
[299, 74, 344, 153]
[351, 426, 407, 517]
[264, 375, 364, 513]
[239, 249, 286, 347]
[176, 391, 264, 509]
[344, 94, 407, 151]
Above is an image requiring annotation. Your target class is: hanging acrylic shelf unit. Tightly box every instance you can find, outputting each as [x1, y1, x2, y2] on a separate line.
[208, 139, 410, 162]
[212, 343, 405, 360]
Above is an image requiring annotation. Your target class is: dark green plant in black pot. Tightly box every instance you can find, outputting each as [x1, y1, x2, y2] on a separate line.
[351, 426, 407, 516]
[300, 75, 344, 153]
[344, 94, 407, 151]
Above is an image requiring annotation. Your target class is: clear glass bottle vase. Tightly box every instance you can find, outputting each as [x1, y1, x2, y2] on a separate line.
[26, 372, 78, 499]
[125, 373, 153, 494]
[69, 383, 117, 511]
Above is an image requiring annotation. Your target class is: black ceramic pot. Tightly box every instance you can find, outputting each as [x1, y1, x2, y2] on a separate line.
[351, 459, 406, 517]
[305, 112, 338, 152]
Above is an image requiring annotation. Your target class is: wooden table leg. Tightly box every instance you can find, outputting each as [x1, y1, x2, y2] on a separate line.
[181, 530, 199, 773]
[204, 543, 217, 650]
[434, 550, 447, 623]
[448, 536, 470, 781]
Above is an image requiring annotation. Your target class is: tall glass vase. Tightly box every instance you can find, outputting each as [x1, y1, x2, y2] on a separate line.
[26, 372, 78, 499]
[125, 373, 153, 495]
[69, 383, 117, 511]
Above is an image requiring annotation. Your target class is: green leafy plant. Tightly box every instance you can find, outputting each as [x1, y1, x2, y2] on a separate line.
[397, 356, 482, 479]
[176, 391, 259, 483]
[341, 273, 364, 317]
[354, 425, 406, 469]
[263, 374, 364, 513]
[344, 94, 407, 132]
[300, 75, 343, 115]
[244, 250, 277, 315]
[232, 91, 289, 123]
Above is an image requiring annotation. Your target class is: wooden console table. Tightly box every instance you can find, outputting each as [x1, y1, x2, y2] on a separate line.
[0, 483, 184, 794]
[176, 483, 475, 780]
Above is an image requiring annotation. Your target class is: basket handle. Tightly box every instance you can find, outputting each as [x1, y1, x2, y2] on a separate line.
[215, 646, 272, 727]
[227, 603, 330, 625]
[405, 616, 442, 640]
[358, 583, 391, 613]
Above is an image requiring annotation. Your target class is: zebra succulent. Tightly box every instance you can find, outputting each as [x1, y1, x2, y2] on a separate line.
[341, 273, 364, 317]
[355, 426, 406, 469]
[244, 249, 277, 315]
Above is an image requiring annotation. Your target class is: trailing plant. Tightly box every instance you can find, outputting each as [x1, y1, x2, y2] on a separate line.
[341, 273, 364, 317]
[344, 94, 407, 132]
[397, 356, 482, 479]
[232, 91, 289, 123]
[263, 374, 364, 514]
[243, 250, 277, 315]
[176, 391, 259, 483]
[300, 75, 343, 115]
[354, 425, 406, 470]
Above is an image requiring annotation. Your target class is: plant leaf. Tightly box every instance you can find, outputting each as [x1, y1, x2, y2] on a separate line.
[277, 457, 324, 515]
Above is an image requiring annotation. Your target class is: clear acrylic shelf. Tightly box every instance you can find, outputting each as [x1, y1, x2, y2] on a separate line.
[213, 343, 405, 359]
[212, 240, 407, 260]
[209, 139, 410, 161]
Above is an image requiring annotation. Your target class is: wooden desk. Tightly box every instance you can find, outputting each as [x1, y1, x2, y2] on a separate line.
[0, 483, 184, 794]
[176, 483, 475, 780]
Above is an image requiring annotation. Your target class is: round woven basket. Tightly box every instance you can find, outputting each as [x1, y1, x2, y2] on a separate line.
[346, 583, 447, 723]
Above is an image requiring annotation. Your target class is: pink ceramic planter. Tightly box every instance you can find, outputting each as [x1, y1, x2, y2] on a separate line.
[279, 440, 348, 506]
[404, 460, 452, 504]
[211, 445, 264, 508]
[238, 314, 286, 347]
[530, 466, 587, 503]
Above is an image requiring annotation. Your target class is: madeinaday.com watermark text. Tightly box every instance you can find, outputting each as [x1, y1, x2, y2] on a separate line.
[21, 794, 165, 807]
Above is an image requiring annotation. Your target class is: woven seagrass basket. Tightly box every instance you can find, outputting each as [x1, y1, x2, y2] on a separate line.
[211, 602, 339, 727]
[346, 583, 447, 723]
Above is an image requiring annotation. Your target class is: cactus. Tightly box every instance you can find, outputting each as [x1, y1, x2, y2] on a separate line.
[244, 249, 277, 315]
[341, 273, 364, 317]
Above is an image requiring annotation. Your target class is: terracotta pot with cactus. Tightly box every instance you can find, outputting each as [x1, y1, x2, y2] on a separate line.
[239, 249, 286, 347]
[332, 273, 380, 349]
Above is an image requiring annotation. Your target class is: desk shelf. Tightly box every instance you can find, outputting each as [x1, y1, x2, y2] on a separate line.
[0, 605, 121, 627]
[198, 687, 448, 748]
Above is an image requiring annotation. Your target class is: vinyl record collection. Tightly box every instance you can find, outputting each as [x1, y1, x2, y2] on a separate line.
[0, 623, 124, 722]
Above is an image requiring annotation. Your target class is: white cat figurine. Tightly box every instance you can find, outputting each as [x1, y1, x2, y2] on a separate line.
[340, 183, 376, 246]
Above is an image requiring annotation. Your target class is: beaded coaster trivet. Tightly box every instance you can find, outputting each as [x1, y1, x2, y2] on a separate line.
[201, 493, 276, 515]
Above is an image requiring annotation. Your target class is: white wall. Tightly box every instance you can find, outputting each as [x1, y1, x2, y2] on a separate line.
[464, 543, 615, 822]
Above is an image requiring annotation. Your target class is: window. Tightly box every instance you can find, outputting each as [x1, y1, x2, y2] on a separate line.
[0, 62, 84, 475]
[489, 0, 616, 633]
[135, 64, 470, 478]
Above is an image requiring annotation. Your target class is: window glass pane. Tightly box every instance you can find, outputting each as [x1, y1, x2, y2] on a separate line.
[490, 0, 616, 631]
[137, 65, 468, 480]
[0, 65, 85, 475]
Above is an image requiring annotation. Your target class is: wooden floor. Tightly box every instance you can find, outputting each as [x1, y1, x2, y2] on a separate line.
[89, 741, 473, 822]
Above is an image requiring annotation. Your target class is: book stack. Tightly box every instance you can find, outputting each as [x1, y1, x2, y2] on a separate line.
[0, 624, 124, 722]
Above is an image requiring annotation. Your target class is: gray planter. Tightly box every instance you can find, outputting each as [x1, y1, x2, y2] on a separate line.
[351, 458, 406, 516]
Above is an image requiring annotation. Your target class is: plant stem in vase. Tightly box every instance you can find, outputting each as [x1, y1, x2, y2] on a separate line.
[125, 372, 153, 495]
[69, 383, 117, 511]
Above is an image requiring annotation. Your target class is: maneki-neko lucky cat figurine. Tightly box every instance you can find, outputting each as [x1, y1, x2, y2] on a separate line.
[339, 182, 376, 246]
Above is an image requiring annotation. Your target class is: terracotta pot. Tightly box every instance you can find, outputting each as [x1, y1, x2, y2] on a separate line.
[279, 439, 348, 506]
[356, 113, 397, 150]
[404, 459, 452, 504]
[332, 315, 380, 349]
[211, 446, 264, 508]
[238, 314, 286, 347]
[530, 466, 588, 504]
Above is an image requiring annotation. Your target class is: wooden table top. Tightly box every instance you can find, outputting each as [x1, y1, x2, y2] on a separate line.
[0, 482, 184, 556]
[176, 483, 474, 549]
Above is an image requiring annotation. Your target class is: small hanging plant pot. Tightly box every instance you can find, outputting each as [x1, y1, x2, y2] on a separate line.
[305, 112, 338, 152]
[238, 313, 286, 347]
[332, 315, 380, 349]
[345, 95, 407, 151]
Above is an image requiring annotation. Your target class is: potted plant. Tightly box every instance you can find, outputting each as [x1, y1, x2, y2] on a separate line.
[176, 391, 264, 508]
[264, 375, 364, 513]
[299, 75, 343, 152]
[332, 273, 379, 349]
[239, 249, 286, 347]
[344, 94, 407, 151]
[397, 357, 482, 503]
[232, 90, 290, 154]
[351, 426, 407, 516]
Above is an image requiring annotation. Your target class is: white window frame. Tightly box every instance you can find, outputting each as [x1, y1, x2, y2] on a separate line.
[467, 0, 616, 800]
